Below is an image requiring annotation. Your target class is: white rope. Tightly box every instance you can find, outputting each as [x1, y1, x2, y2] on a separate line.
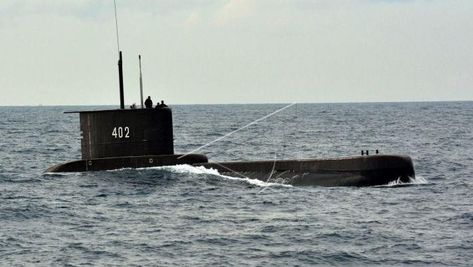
[178, 102, 296, 159]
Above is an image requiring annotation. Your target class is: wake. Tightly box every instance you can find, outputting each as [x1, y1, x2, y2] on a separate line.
[141, 164, 292, 188]
[382, 176, 429, 187]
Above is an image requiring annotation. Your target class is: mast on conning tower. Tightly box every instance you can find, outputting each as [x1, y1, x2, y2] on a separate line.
[118, 51, 125, 109]
[139, 55, 144, 108]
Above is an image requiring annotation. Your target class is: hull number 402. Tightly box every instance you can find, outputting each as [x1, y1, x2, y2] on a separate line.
[112, 127, 130, 139]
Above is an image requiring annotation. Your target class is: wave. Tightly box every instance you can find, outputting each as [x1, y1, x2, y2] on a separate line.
[42, 171, 78, 176]
[383, 175, 429, 187]
[43, 165, 291, 188]
[139, 164, 292, 188]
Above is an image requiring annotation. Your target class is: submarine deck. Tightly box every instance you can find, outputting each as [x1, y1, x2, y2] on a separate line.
[45, 154, 415, 187]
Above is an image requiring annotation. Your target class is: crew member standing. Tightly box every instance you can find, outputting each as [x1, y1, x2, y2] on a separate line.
[144, 96, 153, 109]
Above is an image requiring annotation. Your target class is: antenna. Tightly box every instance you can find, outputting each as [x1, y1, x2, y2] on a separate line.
[113, 0, 120, 55]
[114, 0, 124, 109]
[139, 55, 144, 108]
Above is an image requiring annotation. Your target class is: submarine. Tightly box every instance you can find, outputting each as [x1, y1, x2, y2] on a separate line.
[46, 51, 415, 186]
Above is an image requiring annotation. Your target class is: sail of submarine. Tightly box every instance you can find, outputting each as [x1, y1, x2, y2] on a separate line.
[45, 50, 415, 186]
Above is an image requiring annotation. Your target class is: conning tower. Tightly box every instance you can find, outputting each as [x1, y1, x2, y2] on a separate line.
[80, 108, 174, 159]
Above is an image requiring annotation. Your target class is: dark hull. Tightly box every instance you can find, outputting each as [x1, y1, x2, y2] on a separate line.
[199, 155, 415, 187]
[45, 154, 414, 187]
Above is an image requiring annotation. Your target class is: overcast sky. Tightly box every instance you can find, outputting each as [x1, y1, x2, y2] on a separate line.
[0, 0, 472, 106]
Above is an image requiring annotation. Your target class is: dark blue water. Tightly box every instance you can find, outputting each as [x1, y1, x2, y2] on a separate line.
[1, 102, 472, 266]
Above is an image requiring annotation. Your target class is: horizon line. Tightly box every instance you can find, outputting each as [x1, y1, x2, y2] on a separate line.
[1, 99, 472, 107]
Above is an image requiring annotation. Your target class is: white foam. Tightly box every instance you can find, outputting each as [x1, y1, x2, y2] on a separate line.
[411, 175, 429, 184]
[385, 176, 428, 187]
[145, 164, 292, 188]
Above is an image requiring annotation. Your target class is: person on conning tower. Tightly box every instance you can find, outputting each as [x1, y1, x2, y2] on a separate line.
[145, 96, 153, 109]
[156, 100, 168, 108]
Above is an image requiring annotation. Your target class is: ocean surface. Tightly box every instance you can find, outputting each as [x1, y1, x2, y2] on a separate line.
[1, 102, 472, 266]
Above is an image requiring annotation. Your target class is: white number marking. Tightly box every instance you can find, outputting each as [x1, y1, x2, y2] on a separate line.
[112, 126, 130, 139]
[118, 127, 123, 138]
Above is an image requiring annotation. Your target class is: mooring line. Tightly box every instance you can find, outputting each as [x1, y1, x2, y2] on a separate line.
[178, 102, 296, 159]
[258, 151, 278, 193]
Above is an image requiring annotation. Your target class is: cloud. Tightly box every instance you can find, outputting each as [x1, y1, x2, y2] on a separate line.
[0, 0, 107, 19]
[215, 0, 256, 25]
[0, 0, 472, 105]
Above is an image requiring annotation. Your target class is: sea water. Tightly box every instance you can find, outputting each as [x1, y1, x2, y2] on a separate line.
[1, 102, 472, 266]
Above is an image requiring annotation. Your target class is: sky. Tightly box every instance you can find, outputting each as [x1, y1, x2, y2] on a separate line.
[0, 0, 472, 106]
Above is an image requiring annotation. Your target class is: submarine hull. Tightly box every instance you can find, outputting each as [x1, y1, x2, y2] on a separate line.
[199, 155, 415, 187]
[46, 155, 414, 187]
